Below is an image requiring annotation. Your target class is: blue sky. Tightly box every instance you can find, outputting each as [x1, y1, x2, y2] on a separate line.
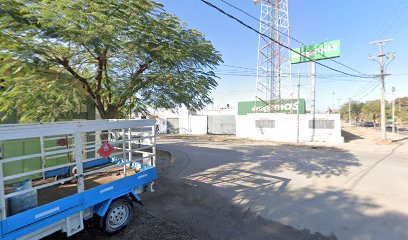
[159, 0, 408, 111]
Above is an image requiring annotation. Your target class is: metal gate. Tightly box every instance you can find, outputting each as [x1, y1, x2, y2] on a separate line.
[207, 115, 236, 135]
[166, 118, 179, 134]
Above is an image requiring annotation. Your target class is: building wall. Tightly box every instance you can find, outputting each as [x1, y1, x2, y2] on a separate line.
[190, 116, 208, 135]
[198, 108, 236, 116]
[151, 107, 343, 144]
[152, 107, 237, 135]
[236, 113, 344, 144]
[150, 107, 194, 134]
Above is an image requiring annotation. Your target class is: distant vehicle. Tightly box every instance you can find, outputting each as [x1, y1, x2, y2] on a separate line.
[364, 121, 375, 127]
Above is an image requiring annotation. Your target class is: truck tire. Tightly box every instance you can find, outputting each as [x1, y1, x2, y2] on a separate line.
[100, 197, 134, 235]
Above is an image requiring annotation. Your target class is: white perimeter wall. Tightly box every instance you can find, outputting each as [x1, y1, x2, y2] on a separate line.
[152, 107, 207, 135]
[190, 116, 208, 135]
[236, 113, 344, 144]
[198, 109, 236, 116]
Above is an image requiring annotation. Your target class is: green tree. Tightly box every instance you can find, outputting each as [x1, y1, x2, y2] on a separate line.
[395, 97, 408, 123]
[340, 101, 364, 124]
[361, 100, 391, 123]
[0, 0, 222, 121]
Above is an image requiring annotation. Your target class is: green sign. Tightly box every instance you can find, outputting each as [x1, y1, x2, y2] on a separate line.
[238, 99, 306, 115]
[291, 40, 340, 64]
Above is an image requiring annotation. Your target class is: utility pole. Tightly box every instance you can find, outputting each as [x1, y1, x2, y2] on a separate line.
[337, 98, 342, 113]
[348, 98, 352, 128]
[392, 100, 396, 133]
[297, 72, 300, 143]
[311, 62, 316, 141]
[391, 86, 396, 134]
[369, 39, 395, 140]
[332, 91, 335, 112]
[310, 62, 316, 116]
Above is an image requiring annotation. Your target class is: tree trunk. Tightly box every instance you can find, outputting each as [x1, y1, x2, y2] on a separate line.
[99, 105, 119, 119]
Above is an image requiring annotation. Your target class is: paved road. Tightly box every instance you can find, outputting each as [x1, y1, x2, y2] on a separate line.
[156, 137, 408, 240]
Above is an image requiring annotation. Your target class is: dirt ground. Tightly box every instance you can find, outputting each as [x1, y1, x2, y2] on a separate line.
[48, 128, 408, 240]
[48, 149, 335, 240]
[341, 125, 407, 145]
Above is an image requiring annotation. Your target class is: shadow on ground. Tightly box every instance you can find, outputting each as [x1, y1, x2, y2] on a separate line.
[341, 129, 364, 143]
[143, 177, 336, 240]
[160, 141, 362, 178]
[154, 141, 408, 240]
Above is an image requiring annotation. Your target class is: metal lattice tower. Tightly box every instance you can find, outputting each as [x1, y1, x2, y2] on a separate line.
[255, 0, 292, 111]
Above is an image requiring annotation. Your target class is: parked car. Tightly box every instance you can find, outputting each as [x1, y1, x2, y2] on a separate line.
[364, 121, 375, 127]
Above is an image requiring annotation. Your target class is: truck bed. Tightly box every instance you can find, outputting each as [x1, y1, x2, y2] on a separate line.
[37, 166, 138, 206]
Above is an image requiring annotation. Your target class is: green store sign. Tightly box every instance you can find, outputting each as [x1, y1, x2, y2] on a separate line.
[291, 40, 340, 64]
[238, 99, 306, 115]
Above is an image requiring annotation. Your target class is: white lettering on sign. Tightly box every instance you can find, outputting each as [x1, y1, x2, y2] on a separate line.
[251, 102, 299, 113]
[293, 44, 338, 58]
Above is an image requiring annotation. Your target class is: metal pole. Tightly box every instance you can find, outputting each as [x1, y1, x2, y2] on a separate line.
[349, 98, 352, 128]
[311, 61, 316, 141]
[0, 159, 6, 219]
[310, 61, 316, 115]
[380, 65, 386, 140]
[337, 98, 342, 113]
[332, 92, 335, 112]
[392, 100, 395, 134]
[297, 72, 300, 143]
[74, 128, 85, 193]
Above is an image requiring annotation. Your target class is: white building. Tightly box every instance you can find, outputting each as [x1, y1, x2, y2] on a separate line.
[149, 103, 344, 144]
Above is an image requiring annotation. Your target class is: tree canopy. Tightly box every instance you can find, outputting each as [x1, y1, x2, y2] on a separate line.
[340, 101, 364, 123]
[361, 100, 392, 123]
[0, 0, 222, 121]
[339, 99, 398, 124]
[395, 97, 408, 123]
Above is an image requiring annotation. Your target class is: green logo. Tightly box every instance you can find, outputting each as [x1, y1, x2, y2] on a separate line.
[291, 40, 340, 64]
[238, 99, 306, 115]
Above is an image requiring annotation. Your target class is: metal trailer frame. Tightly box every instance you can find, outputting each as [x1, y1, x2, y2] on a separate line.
[0, 119, 158, 240]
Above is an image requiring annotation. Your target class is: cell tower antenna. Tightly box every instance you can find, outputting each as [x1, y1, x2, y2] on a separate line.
[254, 0, 292, 112]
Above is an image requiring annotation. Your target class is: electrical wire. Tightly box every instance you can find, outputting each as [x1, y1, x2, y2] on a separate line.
[217, 64, 408, 78]
[200, 0, 375, 79]
[220, 64, 257, 71]
[377, 1, 408, 39]
[218, 0, 374, 78]
[353, 82, 380, 100]
[212, 72, 374, 82]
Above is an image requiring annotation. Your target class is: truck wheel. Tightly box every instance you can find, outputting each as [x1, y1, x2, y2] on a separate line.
[100, 197, 134, 235]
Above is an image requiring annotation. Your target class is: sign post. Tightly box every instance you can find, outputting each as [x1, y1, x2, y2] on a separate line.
[291, 40, 341, 141]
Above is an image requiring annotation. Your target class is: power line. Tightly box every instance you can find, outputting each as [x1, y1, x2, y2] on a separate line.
[377, 1, 408, 39]
[213, 70, 376, 81]
[217, 64, 408, 77]
[200, 0, 375, 79]
[374, 0, 405, 39]
[218, 0, 374, 78]
[214, 73, 374, 82]
[355, 82, 380, 100]
[220, 64, 257, 71]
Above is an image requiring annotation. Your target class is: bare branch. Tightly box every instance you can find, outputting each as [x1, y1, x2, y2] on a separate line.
[56, 57, 105, 114]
